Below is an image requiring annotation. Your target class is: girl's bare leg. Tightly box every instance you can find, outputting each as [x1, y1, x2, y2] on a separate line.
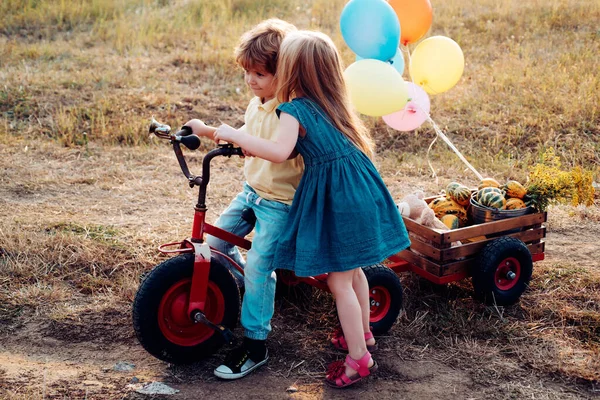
[328, 270, 374, 375]
[352, 268, 376, 347]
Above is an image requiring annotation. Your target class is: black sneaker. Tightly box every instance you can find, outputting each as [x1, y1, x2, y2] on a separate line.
[214, 338, 268, 380]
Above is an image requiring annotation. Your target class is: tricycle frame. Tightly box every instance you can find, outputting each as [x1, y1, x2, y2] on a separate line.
[134, 119, 547, 364]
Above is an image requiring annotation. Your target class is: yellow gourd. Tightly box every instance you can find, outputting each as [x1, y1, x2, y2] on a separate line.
[429, 197, 468, 226]
[503, 180, 527, 199]
[504, 197, 527, 210]
[478, 178, 501, 190]
[440, 214, 460, 229]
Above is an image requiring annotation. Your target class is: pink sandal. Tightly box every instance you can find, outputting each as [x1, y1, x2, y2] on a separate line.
[331, 328, 378, 352]
[325, 351, 378, 388]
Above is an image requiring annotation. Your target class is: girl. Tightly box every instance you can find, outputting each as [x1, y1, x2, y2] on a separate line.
[214, 30, 410, 388]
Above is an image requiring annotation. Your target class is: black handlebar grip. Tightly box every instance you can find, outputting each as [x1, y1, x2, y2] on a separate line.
[179, 125, 193, 136]
[179, 135, 201, 150]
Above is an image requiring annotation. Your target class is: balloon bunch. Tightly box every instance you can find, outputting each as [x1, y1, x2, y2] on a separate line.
[341, 0, 464, 132]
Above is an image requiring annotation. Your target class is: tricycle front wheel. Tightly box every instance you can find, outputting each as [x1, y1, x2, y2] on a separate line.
[472, 236, 533, 306]
[132, 253, 240, 364]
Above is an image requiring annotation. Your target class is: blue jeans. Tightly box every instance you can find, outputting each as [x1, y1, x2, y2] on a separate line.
[206, 183, 291, 340]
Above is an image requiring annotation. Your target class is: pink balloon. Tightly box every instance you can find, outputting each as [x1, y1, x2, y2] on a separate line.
[382, 82, 430, 131]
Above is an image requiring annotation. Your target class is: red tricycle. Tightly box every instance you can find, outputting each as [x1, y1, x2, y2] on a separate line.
[133, 119, 546, 364]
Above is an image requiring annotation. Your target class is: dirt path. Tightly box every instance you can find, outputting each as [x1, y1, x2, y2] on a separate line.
[1, 142, 598, 399]
[0, 326, 590, 400]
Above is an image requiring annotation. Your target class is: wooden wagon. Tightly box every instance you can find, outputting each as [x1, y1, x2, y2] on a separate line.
[385, 194, 547, 306]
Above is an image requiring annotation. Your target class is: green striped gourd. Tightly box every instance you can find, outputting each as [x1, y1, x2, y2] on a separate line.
[479, 190, 506, 209]
[446, 182, 471, 206]
[476, 187, 504, 203]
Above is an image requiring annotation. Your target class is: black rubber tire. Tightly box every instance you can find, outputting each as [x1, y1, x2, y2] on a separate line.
[472, 236, 533, 306]
[132, 253, 240, 364]
[363, 264, 403, 335]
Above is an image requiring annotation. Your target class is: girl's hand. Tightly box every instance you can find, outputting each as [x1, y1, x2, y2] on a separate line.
[214, 123, 240, 144]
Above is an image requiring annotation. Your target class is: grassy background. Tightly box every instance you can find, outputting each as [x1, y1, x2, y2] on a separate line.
[1, 0, 599, 178]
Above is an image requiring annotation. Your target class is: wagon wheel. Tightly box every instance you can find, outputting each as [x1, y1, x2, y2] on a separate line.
[472, 236, 533, 306]
[363, 264, 403, 335]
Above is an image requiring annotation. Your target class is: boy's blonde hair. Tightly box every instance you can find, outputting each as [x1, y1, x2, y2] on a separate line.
[275, 31, 374, 158]
[235, 19, 297, 74]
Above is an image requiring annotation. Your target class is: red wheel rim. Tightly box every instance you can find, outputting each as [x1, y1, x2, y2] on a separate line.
[494, 257, 521, 290]
[369, 286, 391, 322]
[158, 279, 225, 346]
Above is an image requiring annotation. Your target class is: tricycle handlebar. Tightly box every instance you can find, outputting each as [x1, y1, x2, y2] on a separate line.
[149, 118, 244, 208]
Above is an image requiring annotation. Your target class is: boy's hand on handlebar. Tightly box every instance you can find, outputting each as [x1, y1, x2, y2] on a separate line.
[185, 119, 216, 138]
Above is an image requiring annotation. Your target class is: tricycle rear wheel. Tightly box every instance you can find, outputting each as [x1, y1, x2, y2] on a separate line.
[132, 253, 240, 364]
[363, 264, 403, 335]
[472, 236, 533, 306]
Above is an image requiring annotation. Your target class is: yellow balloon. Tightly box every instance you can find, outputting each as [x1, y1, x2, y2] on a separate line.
[409, 36, 464, 95]
[344, 59, 408, 117]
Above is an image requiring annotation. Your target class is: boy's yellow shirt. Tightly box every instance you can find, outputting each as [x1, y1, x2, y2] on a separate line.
[244, 96, 304, 205]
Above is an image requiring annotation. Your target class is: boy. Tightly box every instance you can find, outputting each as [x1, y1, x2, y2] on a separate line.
[184, 19, 303, 380]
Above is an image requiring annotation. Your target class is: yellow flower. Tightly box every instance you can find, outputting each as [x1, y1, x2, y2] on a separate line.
[526, 148, 595, 212]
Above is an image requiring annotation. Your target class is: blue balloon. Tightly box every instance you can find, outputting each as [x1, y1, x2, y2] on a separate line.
[340, 0, 401, 61]
[388, 48, 405, 75]
[356, 47, 405, 75]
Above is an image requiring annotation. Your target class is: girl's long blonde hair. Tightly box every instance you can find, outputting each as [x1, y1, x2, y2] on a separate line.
[275, 31, 374, 158]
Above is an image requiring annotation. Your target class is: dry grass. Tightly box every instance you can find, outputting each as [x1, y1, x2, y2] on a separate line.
[1, 0, 599, 397]
[1, 0, 598, 175]
[1, 142, 598, 397]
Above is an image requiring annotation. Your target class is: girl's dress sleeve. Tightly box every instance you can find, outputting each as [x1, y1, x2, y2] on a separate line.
[276, 101, 306, 128]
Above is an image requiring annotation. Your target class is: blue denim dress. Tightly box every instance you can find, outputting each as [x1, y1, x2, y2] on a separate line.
[274, 98, 410, 277]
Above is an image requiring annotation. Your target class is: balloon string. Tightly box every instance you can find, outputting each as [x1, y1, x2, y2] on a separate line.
[426, 116, 484, 181]
[401, 43, 482, 181]
[403, 45, 411, 79]
[425, 135, 439, 184]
